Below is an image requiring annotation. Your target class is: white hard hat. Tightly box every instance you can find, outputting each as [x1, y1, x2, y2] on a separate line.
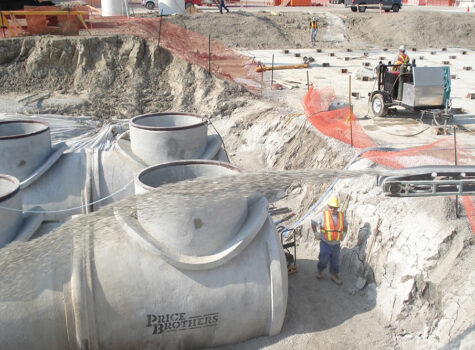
[312, 16, 315, 20]
[399, 45, 406, 52]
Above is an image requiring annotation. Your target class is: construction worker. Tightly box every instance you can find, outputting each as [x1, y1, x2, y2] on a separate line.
[309, 16, 318, 43]
[393, 45, 409, 71]
[311, 197, 348, 285]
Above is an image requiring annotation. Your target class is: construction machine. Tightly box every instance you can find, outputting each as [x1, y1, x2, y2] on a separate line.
[369, 61, 452, 122]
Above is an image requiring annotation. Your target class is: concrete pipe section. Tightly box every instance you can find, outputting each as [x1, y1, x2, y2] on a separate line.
[0, 175, 22, 247]
[0, 160, 288, 349]
[124, 112, 227, 166]
[0, 174, 44, 248]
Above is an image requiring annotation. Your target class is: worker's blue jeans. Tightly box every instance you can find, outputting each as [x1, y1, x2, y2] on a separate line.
[317, 240, 340, 275]
[219, 0, 229, 13]
[310, 29, 317, 42]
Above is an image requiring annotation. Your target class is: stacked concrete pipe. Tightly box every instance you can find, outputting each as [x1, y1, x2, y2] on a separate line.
[0, 113, 228, 244]
[0, 161, 288, 349]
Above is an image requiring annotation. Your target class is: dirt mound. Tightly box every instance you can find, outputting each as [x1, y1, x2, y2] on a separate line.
[165, 10, 475, 50]
[0, 35, 250, 118]
[343, 12, 475, 49]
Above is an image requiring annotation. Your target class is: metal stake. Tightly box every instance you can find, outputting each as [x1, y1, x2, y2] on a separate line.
[208, 34, 211, 73]
[454, 126, 459, 218]
[349, 75, 353, 147]
[158, 9, 163, 46]
[261, 71, 264, 97]
[271, 54, 274, 88]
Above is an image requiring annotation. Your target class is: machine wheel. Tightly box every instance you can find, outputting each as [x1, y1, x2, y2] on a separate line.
[351, 6, 357, 12]
[146, 2, 155, 10]
[371, 93, 388, 118]
[358, 4, 366, 12]
[384, 9, 390, 12]
[392, 4, 400, 12]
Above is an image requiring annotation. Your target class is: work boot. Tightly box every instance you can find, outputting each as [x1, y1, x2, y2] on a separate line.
[315, 270, 322, 280]
[331, 274, 342, 285]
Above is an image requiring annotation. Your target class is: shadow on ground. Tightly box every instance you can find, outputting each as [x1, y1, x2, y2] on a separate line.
[212, 256, 377, 349]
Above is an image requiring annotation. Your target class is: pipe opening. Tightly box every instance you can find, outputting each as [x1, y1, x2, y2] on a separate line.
[131, 112, 206, 131]
[0, 120, 49, 140]
[137, 160, 241, 190]
[0, 175, 20, 202]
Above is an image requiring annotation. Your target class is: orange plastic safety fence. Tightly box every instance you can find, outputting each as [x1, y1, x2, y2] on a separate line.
[302, 86, 475, 235]
[301, 85, 335, 116]
[88, 17, 262, 94]
[304, 86, 376, 149]
[402, 0, 455, 5]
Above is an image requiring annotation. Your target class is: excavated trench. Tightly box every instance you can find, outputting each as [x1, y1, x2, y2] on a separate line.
[0, 35, 473, 349]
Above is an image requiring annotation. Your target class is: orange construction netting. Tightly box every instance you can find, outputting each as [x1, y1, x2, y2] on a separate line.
[302, 85, 475, 234]
[88, 16, 262, 94]
[403, 0, 455, 6]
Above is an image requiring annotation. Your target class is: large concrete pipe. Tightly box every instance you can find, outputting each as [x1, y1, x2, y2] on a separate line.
[0, 160, 288, 349]
[0, 174, 22, 247]
[101, 0, 129, 16]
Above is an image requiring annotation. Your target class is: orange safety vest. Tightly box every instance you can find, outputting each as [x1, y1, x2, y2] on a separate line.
[310, 20, 317, 29]
[321, 210, 344, 241]
[393, 53, 409, 71]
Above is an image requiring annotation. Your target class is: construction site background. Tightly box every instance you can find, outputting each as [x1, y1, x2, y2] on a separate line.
[0, 3, 473, 235]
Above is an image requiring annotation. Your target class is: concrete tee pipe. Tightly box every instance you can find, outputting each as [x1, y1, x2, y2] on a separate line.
[0, 174, 22, 247]
[0, 160, 288, 349]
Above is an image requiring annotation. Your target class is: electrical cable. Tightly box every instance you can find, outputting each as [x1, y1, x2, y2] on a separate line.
[0, 179, 134, 214]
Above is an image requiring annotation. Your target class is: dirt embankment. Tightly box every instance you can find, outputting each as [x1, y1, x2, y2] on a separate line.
[343, 12, 475, 49]
[166, 10, 475, 50]
[0, 35, 250, 118]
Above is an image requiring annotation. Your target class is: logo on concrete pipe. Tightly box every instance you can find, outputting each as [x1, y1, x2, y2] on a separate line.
[146, 312, 219, 335]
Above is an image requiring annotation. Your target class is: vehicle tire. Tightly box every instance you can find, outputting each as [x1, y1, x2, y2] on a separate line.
[358, 4, 366, 12]
[384, 9, 390, 12]
[146, 2, 155, 10]
[351, 6, 357, 12]
[392, 4, 400, 12]
[371, 93, 388, 118]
